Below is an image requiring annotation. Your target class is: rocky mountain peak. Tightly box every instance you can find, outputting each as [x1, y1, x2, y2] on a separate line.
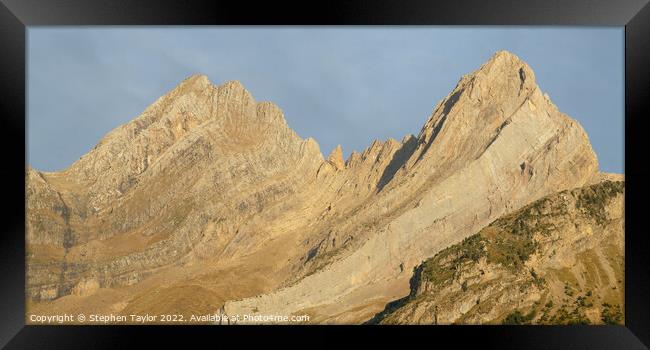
[171, 76, 249, 97]
[476, 50, 536, 84]
[327, 145, 345, 170]
[179, 74, 211, 89]
[47, 75, 306, 214]
[443, 50, 537, 110]
[219, 79, 250, 97]
[405, 50, 556, 180]
[27, 52, 615, 325]
[153, 74, 214, 106]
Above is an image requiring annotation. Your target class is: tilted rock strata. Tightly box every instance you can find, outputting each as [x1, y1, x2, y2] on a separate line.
[27, 77, 327, 300]
[27, 51, 616, 324]
[370, 180, 624, 325]
[222, 51, 600, 323]
[326, 145, 345, 170]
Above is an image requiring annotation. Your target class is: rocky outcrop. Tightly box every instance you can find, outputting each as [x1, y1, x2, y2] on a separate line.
[26, 51, 619, 325]
[27, 76, 327, 301]
[221, 51, 601, 323]
[327, 145, 345, 170]
[369, 180, 624, 325]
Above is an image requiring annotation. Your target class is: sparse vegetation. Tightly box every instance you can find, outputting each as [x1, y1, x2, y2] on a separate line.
[601, 303, 623, 325]
[564, 282, 574, 297]
[502, 310, 535, 325]
[485, 224, 537, 272]
[530, 268, 545, 288]
[576, 181, 624, 225]
[539, 300, 553, 323]
[549, 303, 590, 325]
[421, 234, 486, 285]
[413, 180, 624, 314]
[26, 59, 625, 326]
[575, 295, 592, 308]
[380, 180, 624, 326]
[540, 288, 608, 325]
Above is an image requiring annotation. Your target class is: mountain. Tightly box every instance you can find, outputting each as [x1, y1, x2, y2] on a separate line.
[26, 51, 620, 324]
[368, 180, 624, 325]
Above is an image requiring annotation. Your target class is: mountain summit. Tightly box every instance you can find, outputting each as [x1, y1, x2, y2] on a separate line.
[26, 51, 620, 324]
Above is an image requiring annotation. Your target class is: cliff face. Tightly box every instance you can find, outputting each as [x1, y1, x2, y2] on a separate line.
[26, 51, 617, 324]
[370, 180, 624, 325]
[27, 77, 327, 301]
[220, 51, 600, 323]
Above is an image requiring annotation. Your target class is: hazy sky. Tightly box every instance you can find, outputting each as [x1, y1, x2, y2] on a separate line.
[27, 27, 624, 173]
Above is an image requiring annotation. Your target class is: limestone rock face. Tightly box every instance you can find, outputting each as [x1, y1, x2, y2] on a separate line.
[26, 51, 619, 324]
[27, 76, 325, 302]
[371, 181, 624, 325]
[327, 145, 345, 170]
[221, 51, 601, 323]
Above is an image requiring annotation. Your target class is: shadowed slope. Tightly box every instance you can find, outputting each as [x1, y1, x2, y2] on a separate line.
[26, 51, 615, 324]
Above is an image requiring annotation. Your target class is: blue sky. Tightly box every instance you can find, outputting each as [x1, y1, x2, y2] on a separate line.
[27, 27, 624, 173]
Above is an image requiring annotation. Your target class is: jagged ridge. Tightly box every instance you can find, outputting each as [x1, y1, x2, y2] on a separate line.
[26, 51, 615, 325]
[370, 180, 624, 325]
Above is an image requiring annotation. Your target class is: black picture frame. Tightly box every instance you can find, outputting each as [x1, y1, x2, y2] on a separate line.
[1, 0, 648, 348]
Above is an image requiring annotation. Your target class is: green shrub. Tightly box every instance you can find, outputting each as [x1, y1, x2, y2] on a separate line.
[502, 310, 535, 325]
[576, 181, 624, 225]
[601, 303, 623, 325]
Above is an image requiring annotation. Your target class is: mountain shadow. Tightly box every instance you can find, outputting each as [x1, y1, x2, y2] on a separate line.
[376, 135, 418, 193]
